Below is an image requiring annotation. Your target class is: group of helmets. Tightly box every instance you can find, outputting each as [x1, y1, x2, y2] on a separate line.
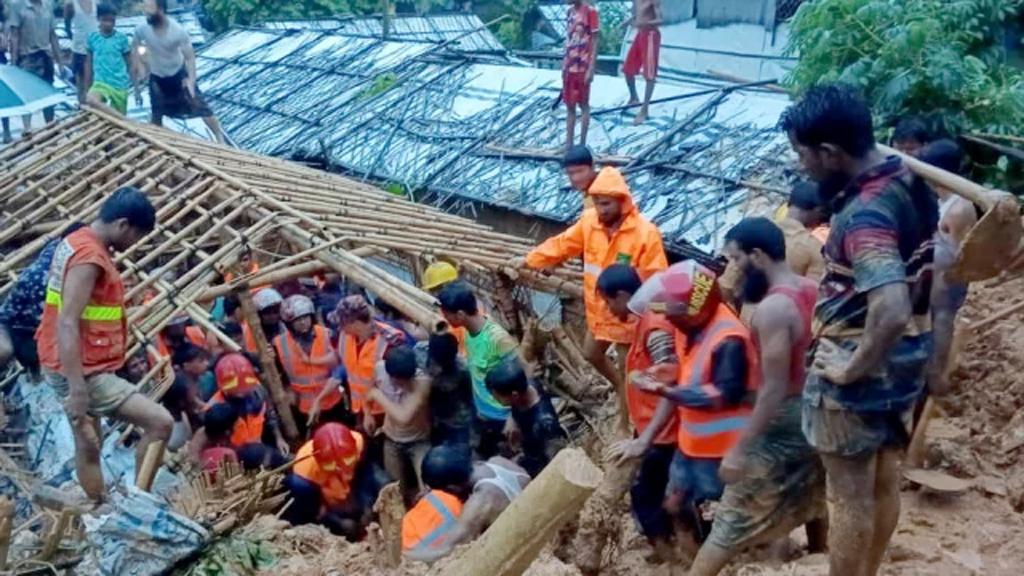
[252, 288, 316, 324]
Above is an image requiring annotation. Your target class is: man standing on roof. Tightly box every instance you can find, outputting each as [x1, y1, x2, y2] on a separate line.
[685, 218, 827, 576]
[36, 187, 175, 503]
[564, 144, 598, 209]
[562, 0, 599, 150]
[514, 166, 667, 431]
[781, 84, 936, 576]
[133, 0, 226, 143]
[8, 0, 63, 133]
[64, 0, 97, 104]
[622, 0, 661, 125]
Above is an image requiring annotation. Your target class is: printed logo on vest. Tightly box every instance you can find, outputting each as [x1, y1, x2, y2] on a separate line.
[688, 272, 714, 316]
[615, 253, 632, 265]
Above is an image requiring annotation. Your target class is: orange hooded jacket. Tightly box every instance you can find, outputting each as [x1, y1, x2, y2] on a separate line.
[525, 167, 668, 343]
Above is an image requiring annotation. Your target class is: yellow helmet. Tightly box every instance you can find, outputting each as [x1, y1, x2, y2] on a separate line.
[422, 261, 459, 291]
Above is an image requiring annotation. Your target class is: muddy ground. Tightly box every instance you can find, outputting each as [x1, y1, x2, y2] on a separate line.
[245, 276, 1024, 576]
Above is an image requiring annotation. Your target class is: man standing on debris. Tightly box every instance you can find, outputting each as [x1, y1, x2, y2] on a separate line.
[84, 3, 135, 115]
[564, 144, 598, 209]
[8, 0, 63, 133]
[133, 0, 227, 143]
[686, 217, 827, 575]
[628, 260, 758, 546]
[404, 443, 531, 564]
[781, 84, 936, 576]
[36, 187, 175, 502]
[622, 0, 661, 125]
[64, 0, 97, 104]
[562, 0, 599, 150]
[599, 264, 678, 551]
[515, 166, 667, 431]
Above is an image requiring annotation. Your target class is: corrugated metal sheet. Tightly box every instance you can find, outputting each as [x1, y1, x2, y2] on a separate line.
[257, 14, 504, 53]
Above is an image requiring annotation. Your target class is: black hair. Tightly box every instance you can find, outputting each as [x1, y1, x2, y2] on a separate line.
[724, 217, 787, 262]
[204, 403, 238, 441]
[421, 444, 472, 489]
[172, 343, 207, 367]
[563, 144, 594, 168]
[97, 3, 116, 18]
[596, 264, 642, 298]
[98, 187, 156, 233]
[384, 346, 417, 380]
[788, 181, 823, 210]
[155, 0, 168, 12]
[220, 321, 243, 339]
[485, 357, 530, 396]
[236, 443, 286, 471]
[375, 299, 405, 320]
[918, 139, 963, 175]
[61, 222, 87, 238]
[428, 331, 459, 368]
[892, 117, 930, 146]
[779, 83, 875, 158]
[437, 281, 478, 316]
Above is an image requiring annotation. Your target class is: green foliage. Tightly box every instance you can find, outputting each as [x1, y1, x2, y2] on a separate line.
[596, 1, 630, 55]
[201, 0, 367, 31]
[493, 0, 630, 54]
[176, 538, 275, 576]
[786, 0, 1024, 186]
[358, 72, 398, 99]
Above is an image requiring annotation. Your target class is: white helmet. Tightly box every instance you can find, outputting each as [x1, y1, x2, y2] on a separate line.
[253, 288, 284, 311]
[281, 294, 316, 323]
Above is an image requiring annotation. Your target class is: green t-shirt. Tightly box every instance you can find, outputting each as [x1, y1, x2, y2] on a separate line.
[87, 30, 131, 90]
[465, 319, 517, 421]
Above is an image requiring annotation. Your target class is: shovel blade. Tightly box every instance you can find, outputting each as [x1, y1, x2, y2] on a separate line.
[950, 196, 1023, 283]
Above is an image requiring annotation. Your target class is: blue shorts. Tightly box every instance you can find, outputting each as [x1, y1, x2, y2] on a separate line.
[665, 450, 724, 506]
[802, 401, 913, 458]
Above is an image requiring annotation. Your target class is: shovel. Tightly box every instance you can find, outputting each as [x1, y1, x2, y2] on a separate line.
[879, 144, 1023, 283]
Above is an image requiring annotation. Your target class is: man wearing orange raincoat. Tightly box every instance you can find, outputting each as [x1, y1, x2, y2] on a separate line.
[514, 166, 667, 428]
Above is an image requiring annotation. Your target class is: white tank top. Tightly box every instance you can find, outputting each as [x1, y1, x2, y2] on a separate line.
[71, 0, 98, 55]
[476, 461, 529, 502]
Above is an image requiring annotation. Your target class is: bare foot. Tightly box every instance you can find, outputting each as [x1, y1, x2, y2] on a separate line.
[626, 98, 640, 107]
[634, 108, 648, 125]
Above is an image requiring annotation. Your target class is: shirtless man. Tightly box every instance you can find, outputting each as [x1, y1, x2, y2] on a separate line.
[404, 443, 531, 564]
[621, 0, 661, 124]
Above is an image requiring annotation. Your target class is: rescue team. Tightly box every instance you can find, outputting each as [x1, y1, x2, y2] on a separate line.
[7, 82, 951, 575]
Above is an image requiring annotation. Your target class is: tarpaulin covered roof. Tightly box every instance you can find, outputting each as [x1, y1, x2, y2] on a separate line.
[194, 26, 794, 258]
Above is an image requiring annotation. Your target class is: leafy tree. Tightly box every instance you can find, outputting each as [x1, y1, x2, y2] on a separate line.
[200, 0, 444, 32]
[786, 0, 1024, 186]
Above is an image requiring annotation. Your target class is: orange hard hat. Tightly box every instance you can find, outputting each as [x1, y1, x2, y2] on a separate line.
[214, 353, 260, 398]
[629, 260, 721, 330]
[312, 423, 363, 474]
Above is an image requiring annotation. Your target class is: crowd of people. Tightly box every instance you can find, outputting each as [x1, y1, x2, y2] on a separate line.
[0, 14, 978, 566]
[0, 0, 225, 142]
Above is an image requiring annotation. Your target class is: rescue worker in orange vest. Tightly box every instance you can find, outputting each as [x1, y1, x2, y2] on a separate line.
[598, 264, 679, 550]
[156, 314, 208, 358]
[273, 294, 343, 431]
[286, 422, 382, 539]
[628, 260, 759, 543]
[190, 353, 289, 461]
[331, 295, 406, 435]
[36, 187, 174, 502]
[404, 444, 530, 564]
[514, 166, 668, 430]
[242, 288, 285, 354]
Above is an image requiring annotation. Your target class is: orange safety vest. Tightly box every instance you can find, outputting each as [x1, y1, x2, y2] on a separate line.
[273, 325, 341, 414]
[37, 228, 127, 375]
[293, 434, 365, 510]
[525, 168, 667, 344]
[402, 490, 463, 552]
[675, 304, 759, 459]
[204, 391, 267, 447]
[156, 326, 208, 358]
[625, 311, 680, 446]
[341, 322, 401, 415]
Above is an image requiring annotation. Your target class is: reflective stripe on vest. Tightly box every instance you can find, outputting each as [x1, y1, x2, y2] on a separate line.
[414, 492, 460, 551]
[676, 310, 754, 458]
[45, 288, 123, 321]
[276, 326, 338, 413]
[583, 262, 603, 277]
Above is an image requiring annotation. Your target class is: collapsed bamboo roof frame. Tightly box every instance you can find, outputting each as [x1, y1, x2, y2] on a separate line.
[0, 108, 586, 394]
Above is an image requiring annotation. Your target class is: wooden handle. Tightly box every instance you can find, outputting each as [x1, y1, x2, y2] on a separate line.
[906, 398, 935, 469]
[878, 143, 1006, 210]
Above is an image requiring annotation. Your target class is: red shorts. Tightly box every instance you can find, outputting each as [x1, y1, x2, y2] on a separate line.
[562, 71, 591, 107]
[623, 28, 661, 81]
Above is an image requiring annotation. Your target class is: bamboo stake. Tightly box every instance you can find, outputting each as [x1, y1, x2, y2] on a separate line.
[236, 285, 299, 441]
[373, 482, 404, 569]
[0, 497, 12, 571]
[446, 449, 602, 576]
[136, 440, 166, 492]
[39, 510, 74, 560]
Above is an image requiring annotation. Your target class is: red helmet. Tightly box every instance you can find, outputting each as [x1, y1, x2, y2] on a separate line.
[214, 353, 260, 398]
[312, 423, 364, 474]
[628, 260, 721, 330]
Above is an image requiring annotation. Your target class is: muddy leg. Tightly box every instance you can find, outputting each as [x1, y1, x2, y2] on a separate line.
[867, 448, 902, 575]
[805, 517, 829, 553]
[687, 542, 733, 576]
[821, 452, 877, 576]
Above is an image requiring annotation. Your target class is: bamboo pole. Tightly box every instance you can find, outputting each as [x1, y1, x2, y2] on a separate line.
[445, 448, 602, 576]
[0, 497, 12, 571]
[236, 285, 299, 441]
[39, 510, 74, 560]
[135, 441, 166, 492]
[373, 482, 404, 569]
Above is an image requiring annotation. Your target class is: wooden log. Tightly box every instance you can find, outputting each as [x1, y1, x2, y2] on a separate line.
[373, 482, 405, 569]
[236, 286, 300, 441]
[135, 440, 166, 492]
[0, 497, 12, 571]
[39, 509, 74, 560]
[445, 448, 603, 576]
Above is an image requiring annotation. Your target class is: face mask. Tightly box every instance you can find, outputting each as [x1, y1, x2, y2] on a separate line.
[740, 264, 770, 304]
